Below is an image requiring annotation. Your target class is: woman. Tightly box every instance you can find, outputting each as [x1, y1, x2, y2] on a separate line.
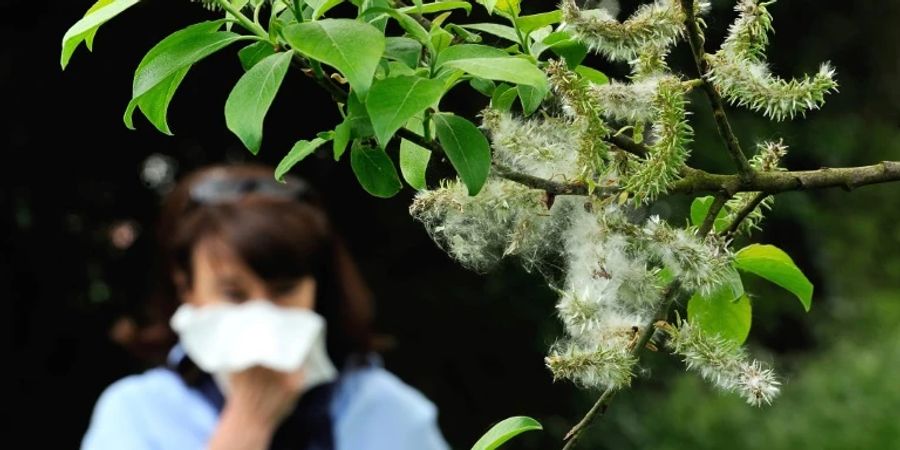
[81, 164, 449, 450]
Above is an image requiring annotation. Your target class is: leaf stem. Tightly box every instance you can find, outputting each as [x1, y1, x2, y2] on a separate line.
[212, 0, 269, 39]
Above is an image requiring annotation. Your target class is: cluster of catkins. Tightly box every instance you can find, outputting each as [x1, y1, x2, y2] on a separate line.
[410, 0, 811, 407]
[410, 171, 780, 401]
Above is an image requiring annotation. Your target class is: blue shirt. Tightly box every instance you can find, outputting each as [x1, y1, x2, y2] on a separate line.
[81, 346, 449, 450]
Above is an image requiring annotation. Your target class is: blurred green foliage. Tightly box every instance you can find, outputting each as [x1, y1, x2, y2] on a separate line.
[587, 291, 900, 449]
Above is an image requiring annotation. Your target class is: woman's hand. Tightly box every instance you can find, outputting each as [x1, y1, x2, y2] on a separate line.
[208, 366, 305, 450]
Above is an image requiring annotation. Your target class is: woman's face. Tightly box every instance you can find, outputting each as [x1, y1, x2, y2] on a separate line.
[177, 237, 316, 309]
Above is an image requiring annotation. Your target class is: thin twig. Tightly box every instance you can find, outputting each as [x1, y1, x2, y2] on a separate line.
[678, 0, 753, 181]
[492, 164, 598, 195]
[561, 388, 615, 448]
[562, 282, 683, 449]
[720, 191, 768, 238]
[395, 127, 442, 153]
[606, 133, 648, 158]
[697, 192, 730, 235]
[289, 55, 348, 102]
[561, 190, 734, 449]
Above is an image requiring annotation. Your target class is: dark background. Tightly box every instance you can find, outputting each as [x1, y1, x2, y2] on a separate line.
[4, 0, 899, 448]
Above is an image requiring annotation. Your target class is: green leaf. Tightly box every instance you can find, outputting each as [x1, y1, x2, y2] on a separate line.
[366, 75, 444, 148]
[515, 10, 563, 34]
[386, 61, 417, 77]
[475, 0, 497, 15]
[312, 0, 344, 19]
[283, 19, 385, 98]
[541, 32, 587, 67]
[124, 21, 229, 133]
[441, 57, 548, 91]
[735, 244, 814, 311]
[460, 23, 519, 43]
[333, 120, 352, 161]
[362, 7, 433, 55]
[574, 65, 609, 85]
[397, 1, 471, 15]
[316, 130, 335, 141]
[83, 0, 117, 50]
[435, 44, 509, 66]
[400, 141, 431, 190]
[384, 37, 422, 69]
[431, 10, 454, 28]
[495, 0, 521, 16]
[689, 292, 752, 345]
[399, 115, 431, 190]
[345, 92, 375, 139]
[690, 195, 728, 232]
[471, 416, 543, 450]
[350, 141, 403, 198]
[238, 41, 276, 71]
[432, 113, 491, 195]
[61, 0, 139, 69]
[225, 52, 293, 154]
[446, 24, 482, 43]
[275, 137, 330, 181]
[517, 84, 545, 116]
[470, 78, 496, 97]
[362, 0, 392, 32]
[491, 83, 517, 111]
[124, 67, 190, 135]
[436, 69, 465, 92]
[478, 0, 518, 17]
[133, 27, 243, 100]
[430, 27, 454, 55]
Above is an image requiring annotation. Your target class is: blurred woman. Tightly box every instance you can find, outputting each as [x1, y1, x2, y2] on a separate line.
[82, 163, 448, 450]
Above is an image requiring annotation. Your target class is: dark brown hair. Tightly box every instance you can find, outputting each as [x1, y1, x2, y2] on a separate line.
[145, 163, 375, 369]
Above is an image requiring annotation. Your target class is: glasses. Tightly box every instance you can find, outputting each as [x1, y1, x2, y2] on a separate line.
[188, 173, 315, 206]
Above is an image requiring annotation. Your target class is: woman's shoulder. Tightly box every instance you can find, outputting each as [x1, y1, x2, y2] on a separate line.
[93, 366, 193, 408]
[335, 360, 436, 417]
[331, 357, 449, 450]
[82, 367, 218, 450]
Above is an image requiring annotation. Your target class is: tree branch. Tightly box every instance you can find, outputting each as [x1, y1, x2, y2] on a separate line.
[562, 281, 683, 449]
[674, 162, 900, 194]
[491, 164, 601, 195]
[490, 162, 900, 197]
[679, 0, 753, 181]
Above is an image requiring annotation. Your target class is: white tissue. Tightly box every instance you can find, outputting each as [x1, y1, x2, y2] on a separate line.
[170, 300, 338, 395]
